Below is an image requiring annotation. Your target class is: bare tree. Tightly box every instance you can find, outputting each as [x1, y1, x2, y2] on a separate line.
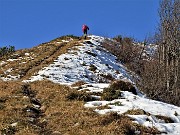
[138, 0, 180, 106]
[157, 0, 180, 104]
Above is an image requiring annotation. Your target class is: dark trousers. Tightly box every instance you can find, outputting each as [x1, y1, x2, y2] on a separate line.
[83, 29, 87, 35]
[83, 29, 87, 39]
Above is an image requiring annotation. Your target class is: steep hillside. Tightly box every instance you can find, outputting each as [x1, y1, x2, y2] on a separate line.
[24, 35, 133, 84]
[0, 35, 81, 81]
[0, 35, 180, 135]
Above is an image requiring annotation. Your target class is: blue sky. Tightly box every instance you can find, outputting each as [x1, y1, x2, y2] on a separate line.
[0, 0, 160, 50]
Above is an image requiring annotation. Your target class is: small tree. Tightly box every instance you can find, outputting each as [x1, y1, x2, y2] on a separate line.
[0, 45, 15, 57]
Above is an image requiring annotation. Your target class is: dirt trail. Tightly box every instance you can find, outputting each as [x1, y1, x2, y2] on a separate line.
[20, 42, 67, 80]
[21, 40, 82, 81]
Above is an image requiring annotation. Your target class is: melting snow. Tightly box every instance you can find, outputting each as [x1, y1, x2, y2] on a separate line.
[2, 35, 180, 134]
[25, 53, 30, 56]
[25, 35, 132, 84]
[85, 90, 180, 135]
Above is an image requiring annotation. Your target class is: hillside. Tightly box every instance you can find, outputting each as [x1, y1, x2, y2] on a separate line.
[0, 35, 180, 135]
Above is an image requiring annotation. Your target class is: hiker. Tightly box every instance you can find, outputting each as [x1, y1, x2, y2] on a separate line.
[82, 24, 89, 39]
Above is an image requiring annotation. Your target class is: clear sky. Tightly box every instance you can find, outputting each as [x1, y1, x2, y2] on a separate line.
[0, 0, 160, 50]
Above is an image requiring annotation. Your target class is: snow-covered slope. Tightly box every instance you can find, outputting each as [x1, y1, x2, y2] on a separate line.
[24, 35, 132, 84]
[22, 35, 180, 135]
[85, 90, 180, 135]
[2, 35, 180, 134]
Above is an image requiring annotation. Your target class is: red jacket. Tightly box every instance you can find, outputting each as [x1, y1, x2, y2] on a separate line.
[82, 25, 89, 31]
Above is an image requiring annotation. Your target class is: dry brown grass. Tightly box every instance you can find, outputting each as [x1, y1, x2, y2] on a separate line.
[123, 109, 150, 115]
[101, 80, 137, 101]
[66, 90, 95, 102]
[0, 80, 161, 135]
[0, 35, 161, 134]
[155, 115, 174, 123]
[0, 43, 62, 79]
[0, 35, 83, 82]
[22, 40, 82, 79]
[71, 81, 86, 87]
[0, 81, 23, 97]
[96, 104, 111, 110]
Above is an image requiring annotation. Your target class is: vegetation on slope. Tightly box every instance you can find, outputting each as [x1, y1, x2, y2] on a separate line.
[0, 80, 160, 135]
[0, 35, 82, 80]
[104, 0, 180, 106]
[0, 46, 15, 57]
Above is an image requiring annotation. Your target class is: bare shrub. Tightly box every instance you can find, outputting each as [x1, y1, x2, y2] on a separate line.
[109, 80, 137, 94]
[0, 45, 15, 57]
[102, 38, 143, 75]
[137, 58, 180, 106]
[137, 0, 180, 106]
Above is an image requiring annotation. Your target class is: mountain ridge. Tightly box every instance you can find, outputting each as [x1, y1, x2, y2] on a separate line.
[23, 35, 134, 85]
[0, 35, 180, 135]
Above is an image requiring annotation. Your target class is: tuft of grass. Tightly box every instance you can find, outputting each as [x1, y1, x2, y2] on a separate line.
[101, 80, 137, 101]
[66, 90, 95, 102]
[100, 73, 115, 81]
[81, 62, 87, 66]
[51, 35, 80, 42]
[124, 109, 150, 115]
[0, 104, 5, 110]
[174, 111, 178, 116]
[109, 101, 123, 106]
[89, 64, 97, 72]
[100, 112, 122, 126]
[155, 115, 174, 123]
[85, 51, 97, 57]
[96, 104, 111, 110]
[109, 80, 137, 95]
[71, 81, 86, 87]
[101, 87, 121, 101]
[101, 81, 122, 101]
[98, 112, 160, 135]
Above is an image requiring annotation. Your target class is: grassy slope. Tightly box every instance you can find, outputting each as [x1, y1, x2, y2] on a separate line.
[0, 80, 159, 135]
[0, 35, 160, 135]
[0, 35, 82, 81]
